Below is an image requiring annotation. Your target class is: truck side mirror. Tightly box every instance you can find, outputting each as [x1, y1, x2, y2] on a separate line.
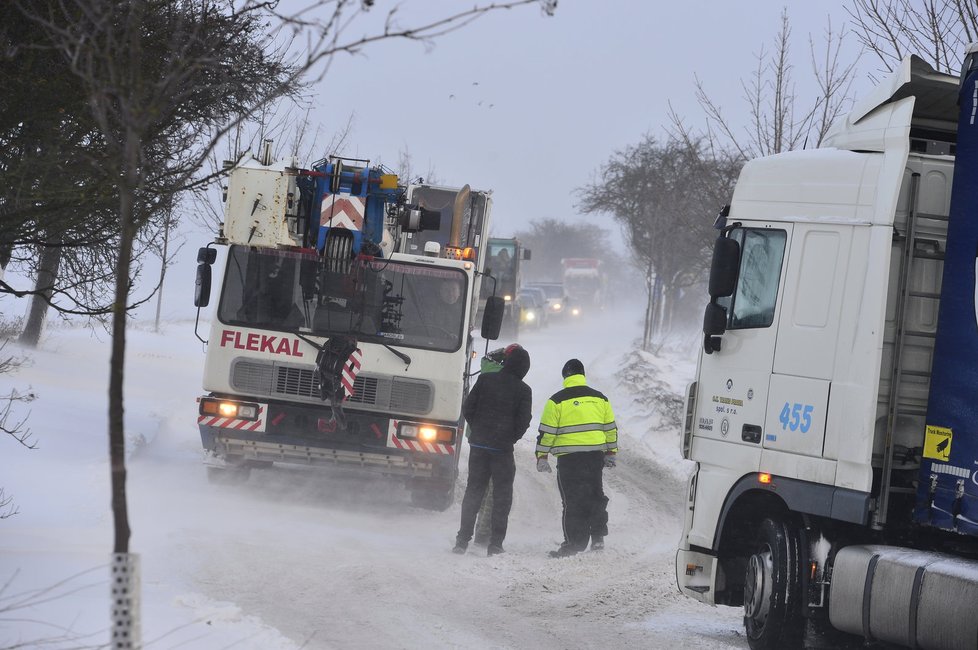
[703, 301, 727, 336]
[481, 296, 505, 340]
[197, 246, 217, 264]
[194, 263, 212, 308]
[523, 249, 532, 261]
[708, 236, 740, 298]
[702, 302, 727, 354]
[194, 246, 216, 308]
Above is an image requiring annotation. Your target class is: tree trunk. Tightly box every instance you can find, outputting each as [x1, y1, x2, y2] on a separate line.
[153, 216, 170, 332]
[18, 243, 63, 347]
[0, 243, 11, 277]
[642, 258, 654, 351]
[109, 130, 139, 555]
[650, 275, 664, 341]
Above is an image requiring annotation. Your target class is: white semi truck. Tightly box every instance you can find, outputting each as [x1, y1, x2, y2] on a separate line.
[676, 49, 978, 649]
[193, 147, 503, 510]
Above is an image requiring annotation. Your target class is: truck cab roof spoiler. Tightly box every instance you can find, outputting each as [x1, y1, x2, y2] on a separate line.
[823, 55, 959, 151]
[850, 55, 959, 128]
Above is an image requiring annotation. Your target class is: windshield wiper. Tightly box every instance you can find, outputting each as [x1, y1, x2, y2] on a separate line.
[382, 344, 412, 367]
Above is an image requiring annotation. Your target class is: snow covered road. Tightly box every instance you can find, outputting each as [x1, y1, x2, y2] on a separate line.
[1, 305, 746, 648]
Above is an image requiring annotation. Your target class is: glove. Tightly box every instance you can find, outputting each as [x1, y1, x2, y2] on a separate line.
[603, 454, 617, 469]
[536, 457, 552, 473]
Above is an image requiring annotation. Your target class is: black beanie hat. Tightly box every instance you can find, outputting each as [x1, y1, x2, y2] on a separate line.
[561, 358, 585, 378]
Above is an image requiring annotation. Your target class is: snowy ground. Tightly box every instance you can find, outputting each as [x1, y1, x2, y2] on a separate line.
[0, 303, 746, 649]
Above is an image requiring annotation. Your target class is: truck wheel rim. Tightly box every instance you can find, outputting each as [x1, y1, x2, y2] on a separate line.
[744, 546, 773, 625]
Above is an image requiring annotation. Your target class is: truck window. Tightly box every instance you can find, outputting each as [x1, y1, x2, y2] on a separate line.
[721, 228, 787, 329]
[403, 186, 488, 258]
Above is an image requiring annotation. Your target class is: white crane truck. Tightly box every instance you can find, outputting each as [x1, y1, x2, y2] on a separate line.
[676, 49, 978, 649]
[193, 147, 503, 510]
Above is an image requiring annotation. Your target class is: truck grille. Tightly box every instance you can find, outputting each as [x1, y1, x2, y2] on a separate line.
[230, 359, 432, 415]
[274, 365, 317, 397]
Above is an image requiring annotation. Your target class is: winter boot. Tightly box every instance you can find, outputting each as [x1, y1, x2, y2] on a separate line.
[590, 536, 604, 551]
[487, 544, 505, 557]
[452, 539, 468, 555]
[548, 543, 580, 558]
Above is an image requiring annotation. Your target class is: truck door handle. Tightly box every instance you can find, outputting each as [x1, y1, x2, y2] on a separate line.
[742, 424, 762, 444]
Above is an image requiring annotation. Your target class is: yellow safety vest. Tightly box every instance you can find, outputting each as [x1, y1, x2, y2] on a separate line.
[536, 374, 618, 457]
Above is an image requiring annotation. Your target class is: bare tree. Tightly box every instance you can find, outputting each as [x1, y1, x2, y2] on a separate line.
[396, 146, 440, 186]
[512, 218, 612, 284]
[188, 100, 356, 237]
[678, 10, 858, 161]
[0, 566, 105, 648]
[847, 0, 978, 75]
[0, 0, 285, 346]
[0, 344, 37, 520]
[577, 136, 739, 349]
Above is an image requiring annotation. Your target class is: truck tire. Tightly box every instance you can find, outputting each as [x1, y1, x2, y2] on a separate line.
[744, 517, 803, 650]
[410, 482, 455, 511]
[206, 455, 253, 484]
[206, 464, 251, 484]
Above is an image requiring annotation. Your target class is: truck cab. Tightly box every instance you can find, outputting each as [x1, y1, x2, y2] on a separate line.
[478, 237, 531, 335]
[676, 54, 978, 650]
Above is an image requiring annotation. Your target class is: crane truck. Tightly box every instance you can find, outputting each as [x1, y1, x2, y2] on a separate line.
[676, 49, 978, 649]
[192, 145, 504, 510]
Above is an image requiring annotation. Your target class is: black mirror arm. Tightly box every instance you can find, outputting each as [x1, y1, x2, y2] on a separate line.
[194, 306, 207, 345]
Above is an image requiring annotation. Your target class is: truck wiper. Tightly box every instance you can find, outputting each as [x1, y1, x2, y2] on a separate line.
[297, 332, 411, 367]
[382, 344, 412, 367]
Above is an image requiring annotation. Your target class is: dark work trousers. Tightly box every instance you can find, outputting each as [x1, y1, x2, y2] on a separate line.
[457, 446, 516, 547]
[556, 451, 609, 550]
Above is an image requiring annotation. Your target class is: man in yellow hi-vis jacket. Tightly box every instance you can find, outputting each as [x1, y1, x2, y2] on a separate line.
[535, 358, 618, 557]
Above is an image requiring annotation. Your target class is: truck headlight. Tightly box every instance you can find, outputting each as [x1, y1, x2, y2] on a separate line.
[199, 398, 260, 421]
[398, 422, 456, 443]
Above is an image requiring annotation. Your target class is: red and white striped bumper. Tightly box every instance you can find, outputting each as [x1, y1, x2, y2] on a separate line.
[198, 406, 266, 433]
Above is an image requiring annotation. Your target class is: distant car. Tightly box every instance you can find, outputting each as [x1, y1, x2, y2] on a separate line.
[518, 287, 548, 329]
[527, 282, 570, 318]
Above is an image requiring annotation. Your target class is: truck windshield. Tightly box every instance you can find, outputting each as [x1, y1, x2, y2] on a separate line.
[218, 245, 467, 352]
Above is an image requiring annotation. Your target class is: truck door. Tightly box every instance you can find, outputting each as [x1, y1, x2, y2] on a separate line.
[694, 225, 791, 453]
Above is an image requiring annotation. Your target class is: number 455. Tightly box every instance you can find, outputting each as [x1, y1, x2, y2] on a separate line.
[779, 402, 813, 433]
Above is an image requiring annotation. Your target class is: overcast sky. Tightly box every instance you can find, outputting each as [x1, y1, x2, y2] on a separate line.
[304, 0, 861, 247]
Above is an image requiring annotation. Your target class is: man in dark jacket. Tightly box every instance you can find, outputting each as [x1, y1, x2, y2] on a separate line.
[453, 346, 532, 557]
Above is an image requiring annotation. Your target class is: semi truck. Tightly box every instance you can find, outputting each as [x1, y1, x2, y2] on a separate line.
[676, 49, 978, 649]
[192, 146, 503, 510]
[561, 257, 605, 313]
